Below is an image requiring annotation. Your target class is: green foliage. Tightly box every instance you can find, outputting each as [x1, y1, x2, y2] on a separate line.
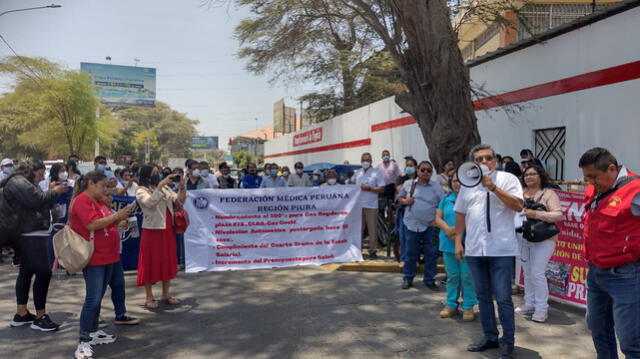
[0, 56, 199, 162]
[234, 0, 401, 123]
[232, 151, 255, 169]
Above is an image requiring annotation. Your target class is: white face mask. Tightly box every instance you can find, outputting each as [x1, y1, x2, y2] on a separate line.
[200, 169, 209, 177]
[361, 161, 371, 169]
[58, 172, 68, 181]
[296, 168, 303, 175]
[282, 171, 290, 177]
[327, 178, 337, 185]
[191, 169, 201, 177]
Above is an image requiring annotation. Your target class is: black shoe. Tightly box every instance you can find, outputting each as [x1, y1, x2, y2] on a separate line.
[402, 280, 413, 289]
[30, 314, 60, 332]
[10, 312, 36, 327]
[114, 314, 140, 325]
[467, 337, 500, 352]
[368, 252, 378, 259]
[500, 343, 515, 358]
[424, 282, 439, 291]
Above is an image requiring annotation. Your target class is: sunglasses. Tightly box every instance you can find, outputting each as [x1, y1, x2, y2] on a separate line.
[473, 155, 495, 163]
[419, 168, 433, 173]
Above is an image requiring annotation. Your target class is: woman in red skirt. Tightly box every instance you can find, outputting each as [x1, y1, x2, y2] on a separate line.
[135, 165, 186, 308]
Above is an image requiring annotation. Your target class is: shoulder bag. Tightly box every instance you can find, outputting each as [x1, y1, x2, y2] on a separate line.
[52, 199, 94, 275]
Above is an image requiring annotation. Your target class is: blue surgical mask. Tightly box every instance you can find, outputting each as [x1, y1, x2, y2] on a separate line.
[2, 167, 13, 175]
[97, 164, 106, 172]
[158, 173, 164, 180]
[404, 167, 416, 175]
[383, 156, 390, 162]
[271, 169, 279, 176]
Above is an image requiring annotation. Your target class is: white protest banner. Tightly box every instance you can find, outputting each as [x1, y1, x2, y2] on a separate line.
[184, 185, 364, 272]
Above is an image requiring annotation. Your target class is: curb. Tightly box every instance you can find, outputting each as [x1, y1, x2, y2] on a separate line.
[324, 262, 445, 273]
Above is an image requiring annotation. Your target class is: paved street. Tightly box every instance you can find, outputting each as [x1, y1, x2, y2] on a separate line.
[0, 262, 598, 359]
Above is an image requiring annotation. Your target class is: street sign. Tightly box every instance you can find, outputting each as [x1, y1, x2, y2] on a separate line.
[191, 136, 219, 150]
[80, 62, 156, 107]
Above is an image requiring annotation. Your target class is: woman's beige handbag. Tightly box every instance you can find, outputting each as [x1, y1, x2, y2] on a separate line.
[52, 201, 94, 275]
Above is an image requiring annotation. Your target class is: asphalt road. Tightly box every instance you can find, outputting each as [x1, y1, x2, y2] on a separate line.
[0, 262, 599, 359]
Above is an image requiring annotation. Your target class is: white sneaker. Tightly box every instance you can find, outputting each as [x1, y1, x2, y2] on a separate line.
[74, 342, 94, 359]
[532, 310, 548, 322]
[515, 305, 535, 315]
[89, 330, 116, 345]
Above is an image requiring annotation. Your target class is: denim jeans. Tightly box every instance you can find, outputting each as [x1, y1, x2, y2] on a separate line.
[443, 252, 478, 310]
[586, 262, 640, 359]
[466, 256, 515, 345]
[176, 234, 185, 267]
[79, 262, 123, 342]
[395, 207, 408, 262]
[402, 226, 437, 284]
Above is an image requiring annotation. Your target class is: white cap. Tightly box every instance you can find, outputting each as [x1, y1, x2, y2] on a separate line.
[1, 158, 13, 166]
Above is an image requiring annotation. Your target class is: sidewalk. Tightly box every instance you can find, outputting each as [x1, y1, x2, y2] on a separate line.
[0, 261, 599, 358]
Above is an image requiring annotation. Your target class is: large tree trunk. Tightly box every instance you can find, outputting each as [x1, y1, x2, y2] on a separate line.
[392, 0, 481, 170]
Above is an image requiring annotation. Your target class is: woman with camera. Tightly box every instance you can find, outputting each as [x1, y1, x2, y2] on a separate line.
[516, 164, 563, 322]
[135, 164, 186, 309]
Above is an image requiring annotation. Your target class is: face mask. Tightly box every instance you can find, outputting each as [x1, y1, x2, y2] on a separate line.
[312, 175, 320, 182]
[201, 169, 209, 177]
[2, 167, 13, 175]
[122, 180, 129, 186]
[97, 164, 106, 172]
[191, 169, 200, 177]
[361, 161, 371, 169]
[158, 173, 164, 180]
[296, 168, 303, 174]
[383, 156, 390, 162]
[404, 167, 416, 175]
[150, 174, 161, 186]
[282, 171, 289, 177]
[327, 178, 337, 185]
[58, 172, 68, 181]
[270, 169, 278, 176]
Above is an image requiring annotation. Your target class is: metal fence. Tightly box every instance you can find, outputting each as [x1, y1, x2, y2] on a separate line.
[516, 3, 614, 40]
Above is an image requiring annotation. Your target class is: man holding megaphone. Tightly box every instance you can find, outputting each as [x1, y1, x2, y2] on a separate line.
[452, 144, 524, 359]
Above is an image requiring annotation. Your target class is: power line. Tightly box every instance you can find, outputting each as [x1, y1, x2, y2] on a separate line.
[0, 33, 48, 89]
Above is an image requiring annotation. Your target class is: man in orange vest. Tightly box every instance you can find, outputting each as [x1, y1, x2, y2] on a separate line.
[580, 147, 640, 359]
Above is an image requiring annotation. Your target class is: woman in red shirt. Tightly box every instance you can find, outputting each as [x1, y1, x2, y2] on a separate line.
[70, 171, 132, 359]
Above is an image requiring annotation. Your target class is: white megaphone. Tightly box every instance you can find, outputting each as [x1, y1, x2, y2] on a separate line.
[456, 162, 491, 188]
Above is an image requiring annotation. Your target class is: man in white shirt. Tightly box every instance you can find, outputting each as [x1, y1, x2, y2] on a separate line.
[199, 161, 220, 189]
[288, 161, 311, 187]
[350, 152, 386, 259]
[453, 144, 524, 359]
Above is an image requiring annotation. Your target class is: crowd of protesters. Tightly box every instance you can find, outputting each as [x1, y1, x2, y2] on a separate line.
[1, 144, 638, 359]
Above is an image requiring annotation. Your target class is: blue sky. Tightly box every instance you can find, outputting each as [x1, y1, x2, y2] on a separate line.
[0, 0, 310, 143]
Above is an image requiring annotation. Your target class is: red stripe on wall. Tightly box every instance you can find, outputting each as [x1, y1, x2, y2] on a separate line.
[267, 61, 640, 158]
[265, 138, 371, 158]
[473, 60, 640, 110]
[371, 116, 416, 132]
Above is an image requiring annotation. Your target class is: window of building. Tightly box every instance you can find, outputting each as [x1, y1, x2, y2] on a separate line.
[516, 3, 614, 41]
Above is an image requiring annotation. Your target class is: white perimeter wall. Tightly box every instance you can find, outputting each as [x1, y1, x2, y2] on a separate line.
[265, 5, 640, 180]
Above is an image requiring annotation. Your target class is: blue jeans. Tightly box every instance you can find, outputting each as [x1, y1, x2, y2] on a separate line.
[466, 256, 515, 345]
[586, 262, 640, 359]
[443, 252, 478, 310]
[403, 226, 437, 284]
[395, 207, 408, 262]
[176, 234, 185, 267]
[79, 262, 125, 342]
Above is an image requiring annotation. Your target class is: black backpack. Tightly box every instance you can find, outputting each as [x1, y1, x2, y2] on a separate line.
[0, 177, 22, 248]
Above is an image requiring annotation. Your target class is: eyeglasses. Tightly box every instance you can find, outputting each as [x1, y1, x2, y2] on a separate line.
[473, 155, 495, 163]
[419, 168, 433, 173]
[523, 172, 539, 177]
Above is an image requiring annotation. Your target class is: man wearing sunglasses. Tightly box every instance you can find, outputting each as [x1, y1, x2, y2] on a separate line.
[397, 160, 444, 290]
[453, 144, 524, 359]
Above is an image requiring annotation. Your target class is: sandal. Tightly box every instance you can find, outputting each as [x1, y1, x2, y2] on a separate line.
[144, 299, 158, 309]
[161, 296, 181, 305]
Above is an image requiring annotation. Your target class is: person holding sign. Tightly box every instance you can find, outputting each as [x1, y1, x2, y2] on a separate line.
[579, 147, 640, 359]
[135, 165, 186, 309]
[397, 160, 444, 290]
[453, 144, 523, 359]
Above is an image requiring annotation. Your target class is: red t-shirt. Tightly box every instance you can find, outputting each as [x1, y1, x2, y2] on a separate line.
[70, 192, 120, 266]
